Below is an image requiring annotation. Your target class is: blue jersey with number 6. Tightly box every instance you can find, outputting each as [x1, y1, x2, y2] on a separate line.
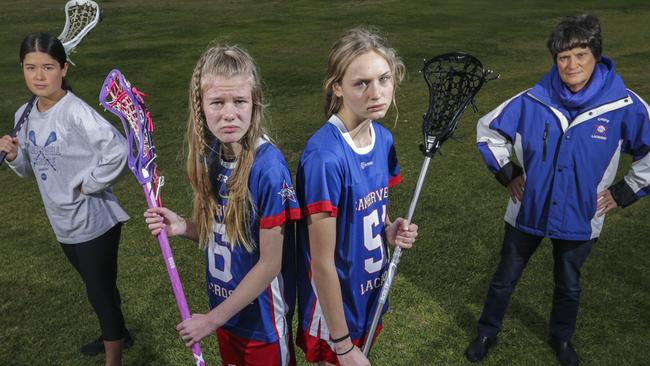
[296, 115, 402, 341]
[206, 139, 301, 343]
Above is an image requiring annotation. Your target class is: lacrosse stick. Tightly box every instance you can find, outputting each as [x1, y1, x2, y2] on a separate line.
[99, 69, 205, 366]
[58, 0, 101, 63]
[363, 53, 498, 356]
[0, 0, 100, 166]
[0, 96, 37, 166]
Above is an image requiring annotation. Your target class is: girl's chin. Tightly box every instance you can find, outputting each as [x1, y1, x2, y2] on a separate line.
[367, 111, 388, 120]
[29, 88, 63, 99]
[29, 89, 48, 96]
[217, 136, 244, 145]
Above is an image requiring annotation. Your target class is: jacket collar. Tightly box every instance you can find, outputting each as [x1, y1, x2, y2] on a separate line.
[529, 56, 628, 115]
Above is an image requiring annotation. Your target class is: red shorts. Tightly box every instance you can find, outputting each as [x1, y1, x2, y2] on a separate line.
[216, 328, 296, 366]
[296, 325, 382, 365]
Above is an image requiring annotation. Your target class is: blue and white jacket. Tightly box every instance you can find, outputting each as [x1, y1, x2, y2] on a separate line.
[477, 57, 650, 240]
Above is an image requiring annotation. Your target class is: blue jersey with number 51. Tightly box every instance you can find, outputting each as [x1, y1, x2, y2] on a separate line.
[296, 115, 402, 341]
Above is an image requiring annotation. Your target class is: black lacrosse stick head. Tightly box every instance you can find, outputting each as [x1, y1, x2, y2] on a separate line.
[421, 52, 494, 156]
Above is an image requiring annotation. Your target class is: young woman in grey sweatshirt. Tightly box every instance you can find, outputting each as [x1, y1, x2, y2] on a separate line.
[0, 33, 131, 365]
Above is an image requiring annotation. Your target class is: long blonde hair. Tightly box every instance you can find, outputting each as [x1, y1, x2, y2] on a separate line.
[186, 44, 268, 251]
[324, 27, 405, 119]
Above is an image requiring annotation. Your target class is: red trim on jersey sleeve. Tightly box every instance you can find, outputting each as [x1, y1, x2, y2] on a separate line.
[388, 173, 403, 188]
[302, 201, 338, 217]
[288, 207, 303, 221]
[259, 208, 303, 229]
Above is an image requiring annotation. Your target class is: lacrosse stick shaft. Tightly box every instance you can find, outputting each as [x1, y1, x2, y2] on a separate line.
[143, 183, 206, 366]
[363, 152, 433, 356]
[0, 95, 38, 167]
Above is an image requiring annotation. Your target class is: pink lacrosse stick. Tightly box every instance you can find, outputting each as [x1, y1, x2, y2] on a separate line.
[100, 69, 205, 366]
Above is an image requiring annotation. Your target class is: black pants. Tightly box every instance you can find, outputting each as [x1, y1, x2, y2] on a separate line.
[60, 224, 126, 341]
[477, 223, 595, 341]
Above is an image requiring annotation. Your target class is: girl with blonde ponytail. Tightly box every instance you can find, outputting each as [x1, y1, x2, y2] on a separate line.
[144, 44, 300, 365]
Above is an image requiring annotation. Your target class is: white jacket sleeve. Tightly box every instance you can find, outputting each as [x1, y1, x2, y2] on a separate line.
[73, 103, 128, 194]
[610, 91, 650, 207]
[476, 91, 527, 186]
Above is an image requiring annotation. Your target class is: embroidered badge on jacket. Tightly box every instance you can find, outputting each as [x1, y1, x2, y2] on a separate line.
[591, 123, 608, 140]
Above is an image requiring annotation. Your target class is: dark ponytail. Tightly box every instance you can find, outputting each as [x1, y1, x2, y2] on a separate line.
[20, 32, 72, 91]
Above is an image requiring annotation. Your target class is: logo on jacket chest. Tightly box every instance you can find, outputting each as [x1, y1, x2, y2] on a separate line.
[591, 118, 609, 141]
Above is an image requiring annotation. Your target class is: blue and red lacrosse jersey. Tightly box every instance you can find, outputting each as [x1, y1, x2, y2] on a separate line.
[296, 115, 402, 342]
[206, 139, 300, 344]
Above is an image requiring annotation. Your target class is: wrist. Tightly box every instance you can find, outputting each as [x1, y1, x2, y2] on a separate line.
[208, 308, 224, 330]
[386, 221, 398, 246]
[179, 215, 188, 236]
[496, 162, 523, 187]
[335, 341, 355, 356]
[609, 180, 637, 208]
[330, 332, 350, 343]
[178, 215, 195, 240]
[334, 338, 354, 353]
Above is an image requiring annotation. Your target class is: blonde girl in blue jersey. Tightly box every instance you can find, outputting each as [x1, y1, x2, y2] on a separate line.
[144, 44, 299, 366]
[295, 27, 418, 366]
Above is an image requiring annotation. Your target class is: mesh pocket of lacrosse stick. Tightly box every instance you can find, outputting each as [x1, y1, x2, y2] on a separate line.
[99, 69, 163, 202]
[58, 0, 101, 59]
[421, 52, 497, 155]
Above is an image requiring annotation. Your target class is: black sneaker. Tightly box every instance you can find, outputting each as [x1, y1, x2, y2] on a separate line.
[465, 335, 497, 362]
[80, 330, 134, 356]
[549, 338, 579, 366]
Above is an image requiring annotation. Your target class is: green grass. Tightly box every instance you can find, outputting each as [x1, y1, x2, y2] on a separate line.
[1, 0, 650, 365]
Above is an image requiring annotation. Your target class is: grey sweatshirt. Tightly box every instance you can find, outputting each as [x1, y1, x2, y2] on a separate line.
[8, 92, 129, 244]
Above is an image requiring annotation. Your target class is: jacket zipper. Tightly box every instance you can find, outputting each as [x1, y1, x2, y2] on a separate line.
[543, 122, 549, 162]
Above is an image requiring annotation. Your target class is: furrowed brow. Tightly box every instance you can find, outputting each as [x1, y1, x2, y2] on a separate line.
[352, 78, 371, 84]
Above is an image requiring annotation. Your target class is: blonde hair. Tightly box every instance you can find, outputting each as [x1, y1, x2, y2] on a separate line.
[186, 44, 268, 251]
[324, 27, 405, 119]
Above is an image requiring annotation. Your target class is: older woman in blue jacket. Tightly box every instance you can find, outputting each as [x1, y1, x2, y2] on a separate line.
[467, 14, 650, 366]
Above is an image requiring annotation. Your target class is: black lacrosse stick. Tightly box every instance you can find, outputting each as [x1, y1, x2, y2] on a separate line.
[421, 52, 495, 156]
[363, 52, 497, 356]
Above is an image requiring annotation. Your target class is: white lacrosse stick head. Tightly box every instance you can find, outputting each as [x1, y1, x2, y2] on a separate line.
[58, 0, 100, 56]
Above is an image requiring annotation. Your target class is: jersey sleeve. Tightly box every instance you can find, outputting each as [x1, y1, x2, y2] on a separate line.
[253, 156, 301, 229]
[386, 131, 402, 188]
[297, 149, 343, 217]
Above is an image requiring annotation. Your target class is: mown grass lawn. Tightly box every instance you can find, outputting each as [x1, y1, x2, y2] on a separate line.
[1, 1, 649, 365]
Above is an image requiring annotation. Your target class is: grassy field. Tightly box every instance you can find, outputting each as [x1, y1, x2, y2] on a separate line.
[1, 0, 649, 365]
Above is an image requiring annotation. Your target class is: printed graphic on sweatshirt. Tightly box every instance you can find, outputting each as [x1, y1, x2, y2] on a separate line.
[28, 130, 61, 180]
